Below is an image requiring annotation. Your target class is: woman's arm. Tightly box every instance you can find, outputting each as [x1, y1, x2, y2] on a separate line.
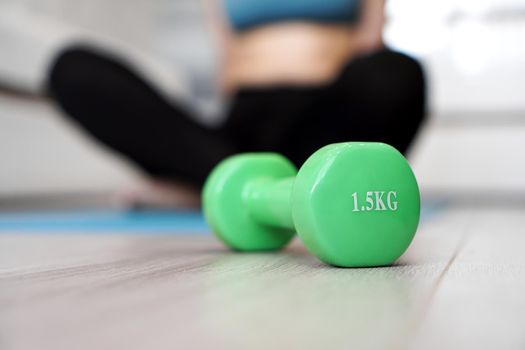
[200, 0, 236, 93]
[355, 0, 385, 54]
[201, 0, 233, 53]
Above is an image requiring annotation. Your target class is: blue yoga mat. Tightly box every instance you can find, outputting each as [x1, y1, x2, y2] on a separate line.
[0, 210, 209, 234]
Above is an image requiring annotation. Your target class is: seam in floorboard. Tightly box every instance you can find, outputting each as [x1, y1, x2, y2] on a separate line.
[397, 212, 472, 350]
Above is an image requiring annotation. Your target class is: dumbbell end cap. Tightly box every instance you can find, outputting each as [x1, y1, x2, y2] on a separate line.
[292, 142, 421, 267]
[203, 153, 297, 251]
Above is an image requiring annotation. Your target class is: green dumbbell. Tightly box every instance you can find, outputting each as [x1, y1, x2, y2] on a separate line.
[203, 142, 420, 267]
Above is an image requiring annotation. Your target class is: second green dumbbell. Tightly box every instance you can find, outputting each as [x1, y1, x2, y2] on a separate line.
[203, 142, 420, 267]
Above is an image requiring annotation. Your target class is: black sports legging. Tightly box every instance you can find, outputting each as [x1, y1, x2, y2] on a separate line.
[48, 46, 426, 187]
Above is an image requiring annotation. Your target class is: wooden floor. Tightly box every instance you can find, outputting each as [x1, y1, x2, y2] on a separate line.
[1, 205, 525, 350]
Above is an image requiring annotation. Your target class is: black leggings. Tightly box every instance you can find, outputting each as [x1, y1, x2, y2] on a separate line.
[48, 46, 426, 187]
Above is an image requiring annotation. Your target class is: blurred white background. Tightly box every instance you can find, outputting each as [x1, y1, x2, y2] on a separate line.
[0, 0, 524, 200]
[386, 0, 525, 114]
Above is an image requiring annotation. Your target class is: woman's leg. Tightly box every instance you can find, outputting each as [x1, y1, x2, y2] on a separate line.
[48, 46, 236, 187]
[280, 49, 427, 166]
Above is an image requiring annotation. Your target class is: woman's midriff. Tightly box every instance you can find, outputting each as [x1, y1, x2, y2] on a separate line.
[223, 22, 358, 90]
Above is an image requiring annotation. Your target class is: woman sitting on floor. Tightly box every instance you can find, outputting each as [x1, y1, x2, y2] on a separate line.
[48, 0, 426, 207]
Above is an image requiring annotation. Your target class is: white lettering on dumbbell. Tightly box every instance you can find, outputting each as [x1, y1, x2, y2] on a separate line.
[352, 191, 398, 212]
[387, 191, 398, 211]
[375, 191, 386, 211]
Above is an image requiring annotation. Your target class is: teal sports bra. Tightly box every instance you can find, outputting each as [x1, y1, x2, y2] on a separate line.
[224, 0, 361, 32]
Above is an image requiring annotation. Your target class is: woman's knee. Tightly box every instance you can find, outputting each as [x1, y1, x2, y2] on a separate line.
[47, 45, 137, 110]
[382, 51, 426, 107]
[338, 49, 427, 130]
[330, 50, 427, 153]
[352, 50, 425, 103]
[372, 50, 426, 82]
[49, 46, 104, 95]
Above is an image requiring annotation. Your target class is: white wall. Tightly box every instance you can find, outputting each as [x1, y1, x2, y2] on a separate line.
[0, 0, 190, 102]
[385, 0, 525, 115]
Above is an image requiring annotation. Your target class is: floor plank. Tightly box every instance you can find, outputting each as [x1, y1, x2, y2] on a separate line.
[410, 208, 525, 350]
[0, 208, 466, 350]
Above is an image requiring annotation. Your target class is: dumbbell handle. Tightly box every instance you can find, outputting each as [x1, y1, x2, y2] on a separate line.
[244, 177, 295, 230]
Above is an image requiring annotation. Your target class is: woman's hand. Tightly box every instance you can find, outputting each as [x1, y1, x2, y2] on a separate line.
[355, 0, 385, 54]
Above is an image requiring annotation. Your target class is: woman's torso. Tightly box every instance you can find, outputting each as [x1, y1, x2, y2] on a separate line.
[222, 0, 362, 90]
